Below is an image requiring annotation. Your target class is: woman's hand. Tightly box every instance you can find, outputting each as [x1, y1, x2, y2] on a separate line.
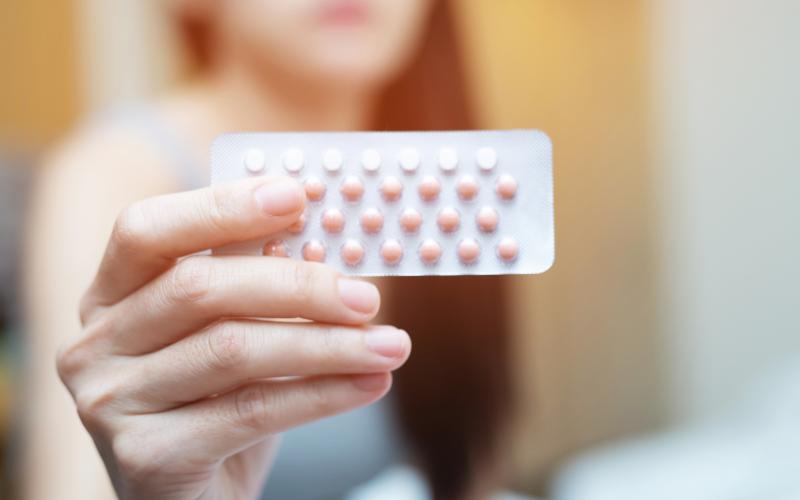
[56, 176, 411, 500]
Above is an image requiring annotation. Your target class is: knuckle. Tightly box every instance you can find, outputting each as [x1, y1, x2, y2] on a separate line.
[204, 322, 249, 372]
[315, 326, 348, 364]
[167, 257, 213, 305]
[112, 432, 159, 482]
[304, 380, 334, 416]
[286, 261, 318, 304]
[233, 384, 272, 430]
[74, 382, 119, 427]
[55, 339, 85, 383]
[200, 187, 237, 236]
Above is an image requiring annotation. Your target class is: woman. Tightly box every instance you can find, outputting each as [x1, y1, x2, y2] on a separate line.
[23, 1, 513, 498]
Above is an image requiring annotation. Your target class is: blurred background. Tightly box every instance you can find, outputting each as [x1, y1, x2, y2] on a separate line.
[1, 0, 798, 499]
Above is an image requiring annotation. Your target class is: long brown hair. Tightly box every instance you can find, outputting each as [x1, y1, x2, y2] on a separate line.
[181, 2, 513, 498]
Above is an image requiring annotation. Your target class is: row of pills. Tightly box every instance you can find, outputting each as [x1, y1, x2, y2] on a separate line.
[302, 174, 518, 203]
[263, 237, 520, 267]
[244, 146, 500, 175]
[286, 206, 503, 235]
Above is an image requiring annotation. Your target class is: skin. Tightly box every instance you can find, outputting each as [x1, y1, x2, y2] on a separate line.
[23, 0, 433, 498]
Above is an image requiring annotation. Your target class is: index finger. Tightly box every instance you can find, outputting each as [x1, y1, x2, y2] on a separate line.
[84, 176, 306, 313]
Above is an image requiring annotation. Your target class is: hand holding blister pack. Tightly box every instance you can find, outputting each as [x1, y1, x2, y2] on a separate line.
[211, 130, 554, 276]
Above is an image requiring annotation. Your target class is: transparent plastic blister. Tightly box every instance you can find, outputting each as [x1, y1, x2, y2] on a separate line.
[211, 130, 554, 276]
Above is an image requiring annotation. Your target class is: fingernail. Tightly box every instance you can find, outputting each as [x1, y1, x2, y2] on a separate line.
[351, 373, 389, 392]
[254, 178, 305, 216]
[365, 328, 408, 359]
[338, 278, 380, 315]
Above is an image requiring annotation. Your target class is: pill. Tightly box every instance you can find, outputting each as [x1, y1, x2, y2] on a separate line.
[399, 207, 423, 233]
[418, 176, 441, 202]
[458, 238, 481, 264]
[399, 148, 420, 173]
[302, 240, 326, 262]
[360, 208, 384, 234]
[263, 239, 289, 257]
[380, 176, 403, 202]
[496, 174, 518, 200]
[340, 176, 365, 202]
[244, 148, 266, 173]
[380, 239, 404, 266]
[419, 239, 442, 265]
[476, 147, 497, 172]
[438, 147, 459, 172]
[287, 212, 307, 234]
[361, 148, 381, 172]
[304, 176, 326, 202]
[476, 206, 499, 233]
[282, 148, 305, 173]
[457, 175, 479, 201]
[321, 208, 345, 233]
[322, 148, 343, 172]
[437, 207, 460, 233]
[341, 239, 365, 267]
[497, 237, 519, 262]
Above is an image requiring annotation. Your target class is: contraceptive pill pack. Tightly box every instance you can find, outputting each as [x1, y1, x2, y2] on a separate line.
[211, 130, 554, 277]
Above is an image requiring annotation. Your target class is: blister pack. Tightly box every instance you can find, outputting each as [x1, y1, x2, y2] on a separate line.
[211, 130, 554, 276]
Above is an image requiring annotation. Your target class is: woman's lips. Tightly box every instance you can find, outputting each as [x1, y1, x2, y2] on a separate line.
[317, 0, 371, 26]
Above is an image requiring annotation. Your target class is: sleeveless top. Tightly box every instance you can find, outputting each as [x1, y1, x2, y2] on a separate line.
[106, 106, 403, 500]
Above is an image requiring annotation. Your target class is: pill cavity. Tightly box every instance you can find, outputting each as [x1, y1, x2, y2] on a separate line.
[418, 175, 441, 202]
[360, 208, 384, 234]
[302, 240, 326, 262]
[457, 175, 479, 201]
[287, 212, 307, 234]
[304, 176, 326, 202]
[438, 147, 459, 172]
[419, 239, 442, 265]
[458, 238, 481, 264]
[361, 148, 381, 172]
[399, 148, 420, 173]
[322, 148, 343, 172]
[341, 239, 365, 267]
[340, 176, 365, 202]
[263, 240, 289, 257]
[321, 208, 345, 233]
[380, 239, 404, 266]
[476, 206, 499, 233]
[399, 207, 423, 233]
[497, 237, 519, 263]
[244, 148, 266, 173]
[437, 207, 461, 233]
[476, 147, 497, 172]
[380, 176, 403, 202]
[496, 174, 518, 200]
[282, 148, 305, 173]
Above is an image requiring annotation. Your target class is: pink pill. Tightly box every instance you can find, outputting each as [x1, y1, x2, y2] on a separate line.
[302, 240, 326, 262]
[496, 174, 518, 201]
[476, 206, 499, 233]
[340, 176, 364, 202]
[457, 175, 479, 201]
[380, 239, 404, 266]
[304, 176, 326, 202]
[399, 207, 423, 233]
[497, 237, 519, 262]
[418, 175, 441, 202]
[437, 207, 460, 233]
[321, 208, 345, 233]
[419, 238, 442, 265]
[341, 239, 365, 267]
[380, 176, 403, 202]
[458, 238, 481, 264]
[262, 240, 289, 258]
[287, 212, 307, 234]
[360, 207, 384, 234]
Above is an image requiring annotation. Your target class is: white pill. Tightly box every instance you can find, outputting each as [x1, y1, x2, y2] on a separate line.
[361, 148, 382, 172]
[476, 147, 497, 171]
[438, 147, 459, 172]
[399, 148, 420, 173]
[282, 148, 305, 173]
[322, 148, 343, 172]
[243, 148, 265, 173]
